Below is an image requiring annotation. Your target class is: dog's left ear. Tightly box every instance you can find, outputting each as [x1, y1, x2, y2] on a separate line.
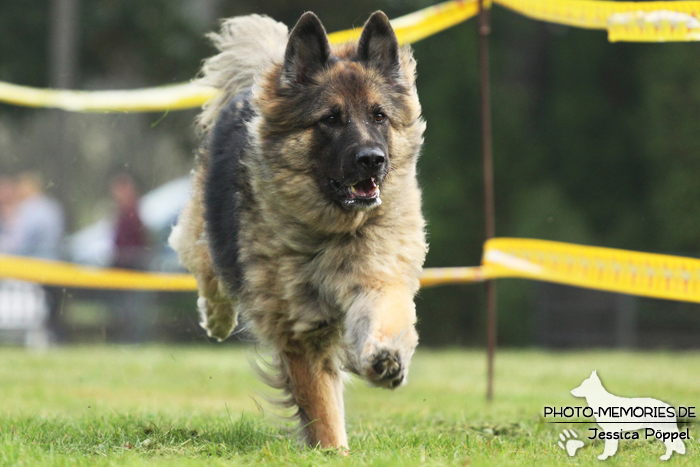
[357, 11, 401, 79]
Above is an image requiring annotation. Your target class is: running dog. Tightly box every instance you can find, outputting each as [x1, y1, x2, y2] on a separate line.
[170, 11, 427, 449]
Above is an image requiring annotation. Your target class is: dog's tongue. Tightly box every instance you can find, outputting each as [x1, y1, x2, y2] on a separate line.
[351, 178, 377, 197]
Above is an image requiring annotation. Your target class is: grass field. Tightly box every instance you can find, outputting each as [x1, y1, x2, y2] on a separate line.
[1, 346, 698, 466]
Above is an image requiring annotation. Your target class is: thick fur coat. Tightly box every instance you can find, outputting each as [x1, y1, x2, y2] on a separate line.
[170, 11, 427, 449]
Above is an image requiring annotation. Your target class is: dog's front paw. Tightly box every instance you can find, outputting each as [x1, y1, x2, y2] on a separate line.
[368, 348, 404, 388]
[352, 324, 418, 389]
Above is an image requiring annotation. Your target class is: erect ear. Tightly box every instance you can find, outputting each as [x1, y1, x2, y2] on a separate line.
[591, 370, 599, 380]
[281, 12, 332, 86]
[357, 11, 401, 79]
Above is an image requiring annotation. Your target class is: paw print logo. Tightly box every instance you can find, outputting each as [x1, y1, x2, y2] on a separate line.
[557, 429, 584, 457]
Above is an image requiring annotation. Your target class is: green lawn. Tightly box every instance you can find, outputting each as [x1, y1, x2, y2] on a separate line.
[0, 346, 698, 466]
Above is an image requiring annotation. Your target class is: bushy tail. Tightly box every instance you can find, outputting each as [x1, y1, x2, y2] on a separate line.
[196, 15, 288, 134]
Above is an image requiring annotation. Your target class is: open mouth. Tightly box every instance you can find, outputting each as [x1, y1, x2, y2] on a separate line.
[330, 177, 382, 209]
[348, 177, 379, 200]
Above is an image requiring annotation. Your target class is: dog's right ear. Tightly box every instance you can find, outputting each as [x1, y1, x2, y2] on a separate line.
[281, 12, 332, 86]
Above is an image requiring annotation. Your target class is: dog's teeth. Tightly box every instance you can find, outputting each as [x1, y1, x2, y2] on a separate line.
[350, 185, 356, 195]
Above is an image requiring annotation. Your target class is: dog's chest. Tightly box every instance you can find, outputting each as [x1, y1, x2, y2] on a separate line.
[283, 239, 361, 306]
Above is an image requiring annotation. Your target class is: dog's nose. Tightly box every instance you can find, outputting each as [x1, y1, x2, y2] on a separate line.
[356, 148, 386, 170]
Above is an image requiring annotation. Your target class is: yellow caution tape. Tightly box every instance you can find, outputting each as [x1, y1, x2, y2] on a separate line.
[608, 9, 700, 42]
[0, 254, 197, 291]
[0, 0, 480, 113]
[0, 253, 480, 291]
[494, 0, 700, 42]
[0, 81, 218, 113]
[329, 0, 482, 44]
[4, 238, 700, 306]
[420, 266, 489, 287]
[483, 238, 700, 303]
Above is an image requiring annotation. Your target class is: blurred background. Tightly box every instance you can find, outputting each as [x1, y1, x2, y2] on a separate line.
[1, 0, 700, 349]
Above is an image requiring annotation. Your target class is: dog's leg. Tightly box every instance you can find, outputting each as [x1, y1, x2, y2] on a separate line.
[170, 194, 238, 341]
[598, 436, 618, 460]
[282, 348, 348, 450]
[192, 266, 238, 341]
[345, 283, 419, 389]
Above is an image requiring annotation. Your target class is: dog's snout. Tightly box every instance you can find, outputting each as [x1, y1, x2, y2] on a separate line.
[356, 148, 386, 170]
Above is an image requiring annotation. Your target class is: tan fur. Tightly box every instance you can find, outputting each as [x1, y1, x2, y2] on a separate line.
[196, 15, 288, 135]
[170, 12, 427, 448]
[284, 350, 348, 448]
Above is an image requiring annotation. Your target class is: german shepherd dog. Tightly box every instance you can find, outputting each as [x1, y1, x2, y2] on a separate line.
[170, 11, 427, 449]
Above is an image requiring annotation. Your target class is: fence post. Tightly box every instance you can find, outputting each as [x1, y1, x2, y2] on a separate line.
[477, 0, 497, 402]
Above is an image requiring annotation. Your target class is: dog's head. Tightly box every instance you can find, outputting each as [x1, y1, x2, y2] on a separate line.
[255, 11, 424, 218]
[571, 370, 603, 398]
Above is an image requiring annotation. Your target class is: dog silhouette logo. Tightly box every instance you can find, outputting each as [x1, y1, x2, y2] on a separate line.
[570, 370, 687, 461]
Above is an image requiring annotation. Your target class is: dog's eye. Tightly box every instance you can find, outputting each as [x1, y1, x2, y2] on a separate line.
[324, 115, 338, 125]
[374, 112, 386, 124]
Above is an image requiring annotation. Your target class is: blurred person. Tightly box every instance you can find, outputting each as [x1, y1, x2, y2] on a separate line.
[0, 172, 65, 345]
[108, 170, 153, 343]
[0, 176, 18, 237]
[0, 172, 64, 259]
[110, 171, 149, 270]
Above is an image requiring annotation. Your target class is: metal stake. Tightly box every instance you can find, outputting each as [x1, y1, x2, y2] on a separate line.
[477, 0, 497, 402]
